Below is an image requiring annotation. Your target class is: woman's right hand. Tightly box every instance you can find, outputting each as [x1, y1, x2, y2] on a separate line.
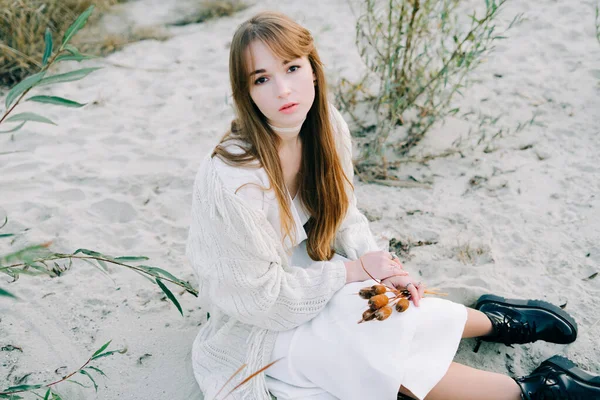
[344, 250, 406, 283]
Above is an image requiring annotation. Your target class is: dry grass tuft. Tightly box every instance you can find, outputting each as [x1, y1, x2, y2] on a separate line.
[455, 243, 493, 265]
[0, 0, 127, 87]
[169, 0, 249, 26]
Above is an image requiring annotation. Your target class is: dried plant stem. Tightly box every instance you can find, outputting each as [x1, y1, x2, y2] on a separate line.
[220, 359, 282, 400]
[0, 42, 42, 68]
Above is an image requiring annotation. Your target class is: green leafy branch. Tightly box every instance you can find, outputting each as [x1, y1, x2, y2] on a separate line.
[0, 246, 198, 315]
[0, 340, 126, 399]
[0, 217, 197, 316]
[0, 5, 100, 134]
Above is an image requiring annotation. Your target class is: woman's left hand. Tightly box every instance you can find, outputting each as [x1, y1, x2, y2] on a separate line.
[380, 275, 425, 307]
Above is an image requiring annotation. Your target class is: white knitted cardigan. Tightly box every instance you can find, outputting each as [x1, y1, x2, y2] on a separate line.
[186, 106, 380, 400]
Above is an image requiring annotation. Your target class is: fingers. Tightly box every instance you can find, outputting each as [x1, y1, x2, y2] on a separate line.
[417, 282, 425, 299]
[405, 282, 420, 307]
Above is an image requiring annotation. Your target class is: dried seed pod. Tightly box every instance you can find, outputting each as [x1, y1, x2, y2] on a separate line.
[361, 309, 376, 322]
[371, 284, 387, 295]
[395, 298, 410, 313]
[359, 288, 375, 299]
[375, 305, 393, 321]
[368, 294, 389, 310]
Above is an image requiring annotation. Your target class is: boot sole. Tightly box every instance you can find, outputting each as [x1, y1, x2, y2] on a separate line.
[543, 355, 600, 388]
[475, 294, 578, 341]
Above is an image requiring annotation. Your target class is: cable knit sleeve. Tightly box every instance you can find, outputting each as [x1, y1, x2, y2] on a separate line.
[186, 154, 347, 332]
[330, 105, 381, 260]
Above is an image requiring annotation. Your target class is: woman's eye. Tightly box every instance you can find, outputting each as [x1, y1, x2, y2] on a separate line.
[254, 76, 267, 85]
[288, 65, 300, 73]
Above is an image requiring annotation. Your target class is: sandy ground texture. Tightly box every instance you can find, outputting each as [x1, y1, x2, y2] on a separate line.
[1, 0, 599, 399]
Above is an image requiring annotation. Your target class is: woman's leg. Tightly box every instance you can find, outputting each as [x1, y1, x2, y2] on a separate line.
[399, 362, 522, 400]
[462, 307, 494, 338]
[396, 308, 517, 398]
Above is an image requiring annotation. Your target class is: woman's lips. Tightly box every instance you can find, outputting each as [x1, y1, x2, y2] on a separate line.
[279, 103, 298, 114]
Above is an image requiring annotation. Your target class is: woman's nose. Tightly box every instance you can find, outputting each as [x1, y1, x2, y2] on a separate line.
[274, 76, 291, 98]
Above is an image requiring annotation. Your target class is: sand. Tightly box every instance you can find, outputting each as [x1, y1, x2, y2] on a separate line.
[1, 0, 599, 399]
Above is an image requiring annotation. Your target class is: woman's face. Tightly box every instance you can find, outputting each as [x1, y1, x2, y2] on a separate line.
[246, 40, 316, 129]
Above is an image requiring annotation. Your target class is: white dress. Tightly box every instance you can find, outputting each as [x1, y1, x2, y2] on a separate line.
[263, 191, 468, 400]
[212, 144, 467, 400]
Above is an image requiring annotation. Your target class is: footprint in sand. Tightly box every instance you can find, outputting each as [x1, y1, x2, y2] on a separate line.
[90, 198, 137, 223]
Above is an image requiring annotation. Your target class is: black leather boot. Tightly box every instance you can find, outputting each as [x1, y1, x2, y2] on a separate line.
[474, 295, 577, 352]
[515, 355, 600, 400]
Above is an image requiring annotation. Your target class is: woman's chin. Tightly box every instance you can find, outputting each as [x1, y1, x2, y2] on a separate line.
[270, 113, 307, 128]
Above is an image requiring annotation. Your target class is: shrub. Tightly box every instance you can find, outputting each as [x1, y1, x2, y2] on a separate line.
[335, 0, 521, 172]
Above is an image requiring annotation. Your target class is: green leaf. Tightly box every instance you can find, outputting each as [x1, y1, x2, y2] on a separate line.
[24, 262, 53, 276]
[92, 340, 112, 359]
[138, 265, 181, 283]
[91, 348, 126, 360]
[0, 287, 17, 299]
[0, 121, 26, 134]
[61, 5, 95, 48]
[42, 28, 53, 66]
[79, 370, 98, 392]
[0, 395, 23, 399]
[5, 112, 56, 126]
[11, 268, 45, 278]
[73, 248, 107, 258]
[2, 384, 44, 393]
[0, 122, 26, 133]
[26, 96, 86, 108]
[54, 54, 97, 63]
[63, 44, 80, 56]
[156, 278, 183, 316]
[5, 71, 46, 109]
[0, 233, 15, 238]
[86, 366, 107, 377]
[43, 388, 51, 400]
[114, 256, 149, 262]
[65, 379, 88, 388]
[51, 393, 62, 400]
[80, 258, 109, 277]
[37, 67, 102, 87]
[0, 243, 50, 264]
[96, 259, 109, 271]
[131, 269, 156, 284]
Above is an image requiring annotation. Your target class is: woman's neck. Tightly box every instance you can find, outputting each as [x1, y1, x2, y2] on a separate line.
[269, 118, 305, 147]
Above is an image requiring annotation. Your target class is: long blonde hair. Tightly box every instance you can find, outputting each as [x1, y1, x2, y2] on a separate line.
[212, 11, 352, 261]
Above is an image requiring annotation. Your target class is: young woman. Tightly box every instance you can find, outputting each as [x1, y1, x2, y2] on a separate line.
[186, 11, 600, 400]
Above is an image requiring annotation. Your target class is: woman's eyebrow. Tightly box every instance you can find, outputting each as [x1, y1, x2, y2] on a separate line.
[249, 59, 295, 77]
